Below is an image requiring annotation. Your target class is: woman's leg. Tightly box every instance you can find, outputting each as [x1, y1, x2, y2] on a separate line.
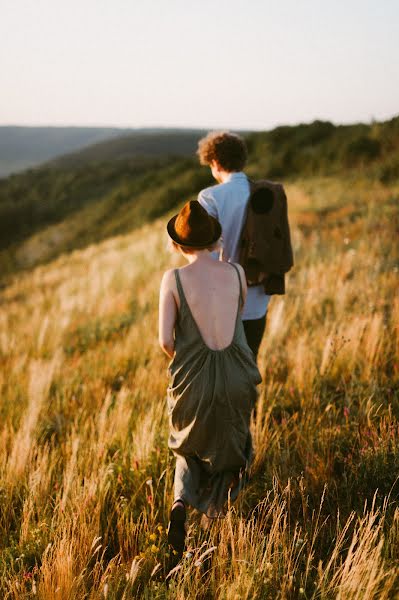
[168, 457, 189, 555]
[167, 497, 186, 555]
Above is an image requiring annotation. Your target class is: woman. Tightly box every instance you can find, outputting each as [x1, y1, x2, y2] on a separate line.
[159, 200, 261, 555]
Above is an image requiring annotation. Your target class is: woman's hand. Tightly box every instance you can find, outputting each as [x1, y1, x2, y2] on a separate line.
[159, 270, 178, 358]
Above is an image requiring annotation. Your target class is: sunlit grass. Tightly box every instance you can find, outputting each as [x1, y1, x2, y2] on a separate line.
[0, 177, 398, 598]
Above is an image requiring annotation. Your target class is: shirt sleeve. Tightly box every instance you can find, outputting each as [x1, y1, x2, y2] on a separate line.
[198, 189, 218, 219]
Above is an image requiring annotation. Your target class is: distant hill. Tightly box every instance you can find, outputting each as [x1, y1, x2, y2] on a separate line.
[44, 117, 399, 181]
[245, 115, 399, 181]
[47, 129, 207, 169]
[0, 126, 207, 178]
[0, 126, 138, 177]
[0, 116, 398, 279]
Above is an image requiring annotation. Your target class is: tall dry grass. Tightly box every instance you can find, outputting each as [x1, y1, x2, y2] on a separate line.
[0, 176, 398, 599]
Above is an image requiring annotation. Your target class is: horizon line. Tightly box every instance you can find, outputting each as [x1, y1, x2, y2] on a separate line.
[1, 113, 398, 133]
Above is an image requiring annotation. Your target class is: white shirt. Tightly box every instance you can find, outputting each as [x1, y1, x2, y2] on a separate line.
[198, 172, 271, 320]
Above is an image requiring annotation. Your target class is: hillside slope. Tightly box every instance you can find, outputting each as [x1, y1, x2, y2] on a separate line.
[0, 116, 398, 281]
[0, 176, 398, 596]
[0, 157, 213, 276]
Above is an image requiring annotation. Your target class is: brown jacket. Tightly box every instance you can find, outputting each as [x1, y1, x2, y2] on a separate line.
[239, 179, 294, 295]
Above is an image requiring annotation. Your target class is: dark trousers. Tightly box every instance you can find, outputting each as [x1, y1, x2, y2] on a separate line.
[243, 314, 267, 359]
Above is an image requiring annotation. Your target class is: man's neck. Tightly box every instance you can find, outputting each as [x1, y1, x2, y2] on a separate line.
[216, 170, 241, 184]
[210, 160, 244, 184]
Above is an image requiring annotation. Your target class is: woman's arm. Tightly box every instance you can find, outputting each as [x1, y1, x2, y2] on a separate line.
[159, 270, 177, 358]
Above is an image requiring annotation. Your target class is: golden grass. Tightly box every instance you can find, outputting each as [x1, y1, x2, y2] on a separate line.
[0, 177, 398, 599]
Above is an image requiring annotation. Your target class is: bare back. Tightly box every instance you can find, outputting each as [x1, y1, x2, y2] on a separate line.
[175, 260, 245, 351]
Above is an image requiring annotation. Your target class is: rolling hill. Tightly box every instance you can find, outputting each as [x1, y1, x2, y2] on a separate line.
[0, 116, 398, 281]
[0, 126, 207, 178]
[47, 129, 208, 169]
[0, 126, 134, 177]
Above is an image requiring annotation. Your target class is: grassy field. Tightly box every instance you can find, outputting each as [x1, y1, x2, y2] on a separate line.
[0, 176, 398, 598]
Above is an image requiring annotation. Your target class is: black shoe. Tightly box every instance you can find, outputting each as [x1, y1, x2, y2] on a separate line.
[167, 500, 186, 556]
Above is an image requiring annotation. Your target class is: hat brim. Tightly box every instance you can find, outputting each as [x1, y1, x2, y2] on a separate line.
[167, 214, 222, 248]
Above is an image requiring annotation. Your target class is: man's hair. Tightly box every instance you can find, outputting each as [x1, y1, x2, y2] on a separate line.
[197, 131, 248, 172]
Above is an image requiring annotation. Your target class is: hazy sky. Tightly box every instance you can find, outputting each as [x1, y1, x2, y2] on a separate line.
[1, 0, 398, 130]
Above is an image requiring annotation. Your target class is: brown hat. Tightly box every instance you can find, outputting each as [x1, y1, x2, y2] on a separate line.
[167, 200, 222, 247]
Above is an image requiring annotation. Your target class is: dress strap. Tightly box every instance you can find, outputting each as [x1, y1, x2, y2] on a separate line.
[229, 263, 243, 308]
[174, 269, 187, 308]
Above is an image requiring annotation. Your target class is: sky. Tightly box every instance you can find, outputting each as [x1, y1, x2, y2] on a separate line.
[1, 0, 398, 131]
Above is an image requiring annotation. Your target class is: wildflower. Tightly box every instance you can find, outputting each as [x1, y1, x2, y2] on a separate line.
[299, 588, 305, 595]
[150, 544, 159, 554]
[343, 406, 350, 418]
[149, 533, 157, 542]
[157, 525, 163, 533]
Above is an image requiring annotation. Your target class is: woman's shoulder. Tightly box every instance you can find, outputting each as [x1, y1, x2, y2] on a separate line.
[208, 260, 245, 280]
[227, 261, 246, 281]
[161, 268, 177, 289]
[229, 262, 245, 276]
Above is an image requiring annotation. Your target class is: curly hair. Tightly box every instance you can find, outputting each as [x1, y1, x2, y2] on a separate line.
[197, 131, 248, 172]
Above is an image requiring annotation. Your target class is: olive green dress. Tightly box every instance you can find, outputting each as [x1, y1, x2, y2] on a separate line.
[167, 263, 262, 518]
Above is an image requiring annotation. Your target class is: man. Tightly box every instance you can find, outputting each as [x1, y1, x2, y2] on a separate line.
[197, 130, 270, 359]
